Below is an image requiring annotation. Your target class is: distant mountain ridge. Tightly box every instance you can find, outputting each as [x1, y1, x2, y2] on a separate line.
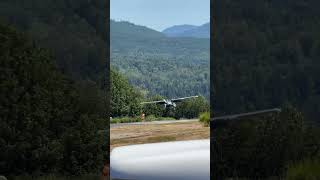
[111, 20, 165, 39]
[162, 23, 210, 38]
[162, 24, 198, 36]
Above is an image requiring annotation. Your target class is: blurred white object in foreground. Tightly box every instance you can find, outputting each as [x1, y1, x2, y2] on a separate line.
[110, 139, 210, 180]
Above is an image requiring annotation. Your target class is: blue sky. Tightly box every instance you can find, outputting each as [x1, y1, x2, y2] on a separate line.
[111, 0, 210, 31]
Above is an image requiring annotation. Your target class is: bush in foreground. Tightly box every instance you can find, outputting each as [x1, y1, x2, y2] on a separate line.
[286, 158, 320, 180]
[110, 116, 140, 123]
[212, 105, 320, 179]
[199, 112, 210, 127]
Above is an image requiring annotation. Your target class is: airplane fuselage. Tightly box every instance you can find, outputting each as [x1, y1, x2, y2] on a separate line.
[164, 99, 176, 108]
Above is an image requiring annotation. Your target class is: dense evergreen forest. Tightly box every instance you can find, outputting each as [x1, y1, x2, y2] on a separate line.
[0, 0, 108, 178]
[110, 67, 209, 120]
[213, 0, 320, 125]
[212, 0, 320, 179]
[110, 20, 210, 99]
[0, 0, 107, 82]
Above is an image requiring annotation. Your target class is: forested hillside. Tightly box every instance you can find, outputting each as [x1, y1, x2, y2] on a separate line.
[212, 0, 320, 179]
[110, 67, 209, 120]
[213, 0, 320, 124]
[0, 0, 108, 177]
[0, 0, 107, 82]
[0, 23, 107, 177]
[111, 20, 210, 99]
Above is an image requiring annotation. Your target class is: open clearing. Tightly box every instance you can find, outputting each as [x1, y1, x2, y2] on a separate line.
[110, 120, 210, 150]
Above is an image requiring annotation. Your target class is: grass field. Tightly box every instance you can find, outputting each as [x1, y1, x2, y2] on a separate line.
[110, 120, 210, 150]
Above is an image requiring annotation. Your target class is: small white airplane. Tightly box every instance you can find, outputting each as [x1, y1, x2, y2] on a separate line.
[110, 108, 281, 180]
[141, 96, 199, 108]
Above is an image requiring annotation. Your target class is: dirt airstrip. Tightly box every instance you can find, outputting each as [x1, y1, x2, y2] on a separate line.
[110, 120, 210, 151]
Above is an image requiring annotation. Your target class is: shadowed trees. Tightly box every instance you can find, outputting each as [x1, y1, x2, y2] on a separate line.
[0, 23, 106, 177]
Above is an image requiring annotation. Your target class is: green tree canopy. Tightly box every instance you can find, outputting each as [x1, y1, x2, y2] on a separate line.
[111, 68, 143, 117]
[0, 23, 106, 177]
[175, 96, 209, 119]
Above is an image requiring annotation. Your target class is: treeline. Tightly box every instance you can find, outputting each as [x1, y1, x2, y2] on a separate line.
[213, 0, 320, 125]
[0, 0, 109, 177]
[0, 0, 107, 82]
[0, 0, 108, 132]
[0, 23, 107, 177]
[111, 20, 210, 99]
[110, 68, 209, 119]
[143, 95, 209, 119]
[110, 68, 142, 117]
[212, 106, 320, 179]
[212, 0, 320, 179]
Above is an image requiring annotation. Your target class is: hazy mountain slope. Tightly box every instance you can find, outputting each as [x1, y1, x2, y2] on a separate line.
[110, 20, 210, 99]
[162, 23, 210, 38]
[162, 24, 197, 37]
[111, 20, 165, 39]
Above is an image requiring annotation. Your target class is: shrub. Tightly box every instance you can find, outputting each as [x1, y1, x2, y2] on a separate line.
[145, 115, 157, 121]
[286, 158, 320, 180]
[110, 117, 141, 123]
[199, 112, 210, 127]
[212, 105, 320, 179]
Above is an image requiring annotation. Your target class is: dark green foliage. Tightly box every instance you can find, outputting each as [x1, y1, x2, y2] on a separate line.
[213, 0, 320, 125]
[111, 68, 143, 117]
[0, 0, 107, 82]
[0, 23, 106, 176]
[0, 0, 108, 177]
[111, 20, 209, 118]
[110, 117, 141, 124]
[286, 158, 320, 180]
[142, 95, 166, 117]
[61, 115, 106, 175]
[111, 20, 209, 99]
[213, 1, 320, 178]
[141, 95, 209, 119]
[199, 112, 210, 127]
[76, 80, 106, 118]
[175, 96, 209, 119]
[111, 68, 209, 119]
[212, 106, 320, 179]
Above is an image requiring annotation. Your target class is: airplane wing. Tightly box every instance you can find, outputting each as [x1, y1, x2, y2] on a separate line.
[212, 108, 281, 126]
[111, 139, 210, 180]
[171, 96, 199, 102]
[140, 100, 166, 105]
